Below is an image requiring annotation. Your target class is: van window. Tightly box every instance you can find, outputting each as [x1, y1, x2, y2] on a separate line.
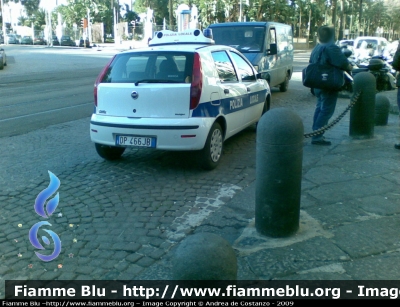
[102, 52, 194, 83]
[212, 51, 238, 82]
[211, 26, 265, 53]
[229, 52, 256, 81]
[276, 27, 290, 52]
[268, 28, 276, 45]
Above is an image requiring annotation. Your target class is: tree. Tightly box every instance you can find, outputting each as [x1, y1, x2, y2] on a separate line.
[121, 4, 139, 23]
[134, 0, 169, 26]
[20, 0, 40, 17]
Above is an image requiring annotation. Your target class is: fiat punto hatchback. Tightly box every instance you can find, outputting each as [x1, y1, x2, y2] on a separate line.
[90, 29, 271, 169]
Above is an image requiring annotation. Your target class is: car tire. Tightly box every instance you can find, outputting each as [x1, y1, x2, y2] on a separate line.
[0, 60, 3, 70]
[262, 96, 270, 115]
[95, 143, 125, 160]
[199, 122, 223, 170]
[279, 73, 290, 92]
[255, 96, 270, 130]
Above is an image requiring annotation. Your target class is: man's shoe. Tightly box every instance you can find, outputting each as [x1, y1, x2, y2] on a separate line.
[395, 144, 400, 150]
[311, 139, 331, 146]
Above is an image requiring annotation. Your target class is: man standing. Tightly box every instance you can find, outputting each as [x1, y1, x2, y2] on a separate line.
[392, 41, 400, 150]
[309, 26, 353, 145]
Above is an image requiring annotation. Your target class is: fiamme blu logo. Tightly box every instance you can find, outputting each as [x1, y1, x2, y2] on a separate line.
[28, 171, 62, 262]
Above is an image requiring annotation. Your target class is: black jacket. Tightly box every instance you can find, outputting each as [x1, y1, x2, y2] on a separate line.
[310, 42, 352, 72]
[392, 45, 400, 71]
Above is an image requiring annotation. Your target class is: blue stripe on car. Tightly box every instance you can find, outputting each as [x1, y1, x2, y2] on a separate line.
[192, 89, 267, 118]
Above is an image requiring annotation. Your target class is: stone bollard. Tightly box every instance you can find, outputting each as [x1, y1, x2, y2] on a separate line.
[374, 94, 391, 126]
[350, 72, 376, 138]
[255, 108, 304, 237]
[172, 233, 237, 280]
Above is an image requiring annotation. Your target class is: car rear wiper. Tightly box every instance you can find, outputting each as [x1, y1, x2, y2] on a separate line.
[134, 79, 180, 86]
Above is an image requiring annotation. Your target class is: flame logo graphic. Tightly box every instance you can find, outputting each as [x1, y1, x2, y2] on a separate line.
[34, 171, 60, 218]
[29, 171, 62, 262]
[29, 221, 62, 262]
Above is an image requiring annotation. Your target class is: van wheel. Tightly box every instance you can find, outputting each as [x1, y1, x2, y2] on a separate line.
[199, 122, 223, 170]
[95, 143, 125, 160]
[279, 74, 289, 92]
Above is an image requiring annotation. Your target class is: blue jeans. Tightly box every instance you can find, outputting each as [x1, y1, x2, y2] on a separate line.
[312, 89, 338, 141]
[397, 87, 400, 113]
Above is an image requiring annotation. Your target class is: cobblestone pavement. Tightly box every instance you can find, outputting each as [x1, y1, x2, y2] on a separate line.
[0, 70, 311, 291]
[1, 63, 399, 297]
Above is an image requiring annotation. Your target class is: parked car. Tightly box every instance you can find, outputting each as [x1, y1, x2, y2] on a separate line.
[15, 35, 22, 44]
[336, 39, 354, 53]
[208, 22, 294, 92]
[0, 35, 4, 44]
[6, 34, 18, 44]
[387, 40, 399, 56]
[52, 35, 60, 46]
[60, 35, 76, 46]
[0, 48, 7, 70]
[79, 37, 90, 47]
[90, 29, 271, 169]
[353, 36, 388, 61]
[34, 36, 46, 45]
[21, 36, 33, 45]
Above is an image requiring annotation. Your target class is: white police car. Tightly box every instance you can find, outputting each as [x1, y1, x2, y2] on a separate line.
[90, 29, 271, 169]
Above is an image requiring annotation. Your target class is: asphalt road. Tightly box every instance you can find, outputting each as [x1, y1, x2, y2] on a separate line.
[2, 45, 353, 291]
[0, 45, 115, 137]
[0, 44, 311, 138]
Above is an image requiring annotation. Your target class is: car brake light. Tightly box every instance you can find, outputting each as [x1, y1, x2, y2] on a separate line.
[94, 55, 115, 107]
[190, 52, 202, 110]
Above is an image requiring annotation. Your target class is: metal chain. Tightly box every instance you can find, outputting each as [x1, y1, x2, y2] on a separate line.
[304, 90, 361, 138]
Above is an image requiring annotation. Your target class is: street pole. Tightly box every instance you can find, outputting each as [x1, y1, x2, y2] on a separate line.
[169, 0, 173, 30]
[239, 0, 242, 22]
[113, 7, 118, 44]
[1, 0, 7, 44]
[87, 8, 91, 43]
[48, 9, 52, 46]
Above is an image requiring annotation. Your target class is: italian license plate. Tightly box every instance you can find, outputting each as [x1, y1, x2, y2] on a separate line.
[116, 135, 156, 147]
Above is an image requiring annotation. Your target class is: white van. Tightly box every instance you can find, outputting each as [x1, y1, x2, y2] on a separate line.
[208, 22, 294, 92]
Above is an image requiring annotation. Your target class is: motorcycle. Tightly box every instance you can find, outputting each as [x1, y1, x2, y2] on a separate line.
[337, 46, 396, 97]
[352, 55, 396, 92]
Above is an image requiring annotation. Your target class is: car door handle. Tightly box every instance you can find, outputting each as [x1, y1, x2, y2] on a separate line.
[224, 89, 229, 94]
[247, 87, 251, 92]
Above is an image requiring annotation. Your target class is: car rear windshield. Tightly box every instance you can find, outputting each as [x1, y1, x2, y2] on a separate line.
[211, 26, 265, 53]
[102, 51, 194, 84]
[356, 39, 379, 49]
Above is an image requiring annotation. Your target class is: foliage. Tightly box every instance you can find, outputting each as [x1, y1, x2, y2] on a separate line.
[2, 0, 400, 39]
[133, 0, 170, 25]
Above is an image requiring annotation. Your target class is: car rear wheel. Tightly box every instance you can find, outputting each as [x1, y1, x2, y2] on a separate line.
[0, 59, 3, 70]
[95, 143, 125, 160]
[199, 122, 223, 170]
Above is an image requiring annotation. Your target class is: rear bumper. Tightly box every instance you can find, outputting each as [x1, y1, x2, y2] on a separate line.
[90, 114, 215, 150]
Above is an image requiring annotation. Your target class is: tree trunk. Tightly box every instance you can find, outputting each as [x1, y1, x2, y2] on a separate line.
[359, 0, 363, 35]
[339, 0, 344, 40]
[169, 0, 173, 28]
[257, 0, 263, 21]
[332, 0, 337, 28]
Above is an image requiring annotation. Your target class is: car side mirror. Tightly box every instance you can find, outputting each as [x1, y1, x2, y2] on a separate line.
[267, 43, 277, 55]
[256, 72, 262, 79]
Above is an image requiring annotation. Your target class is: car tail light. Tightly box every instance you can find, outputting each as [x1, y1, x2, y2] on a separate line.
[190, 52, 203, 110]
[94, 55, 115, 107]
